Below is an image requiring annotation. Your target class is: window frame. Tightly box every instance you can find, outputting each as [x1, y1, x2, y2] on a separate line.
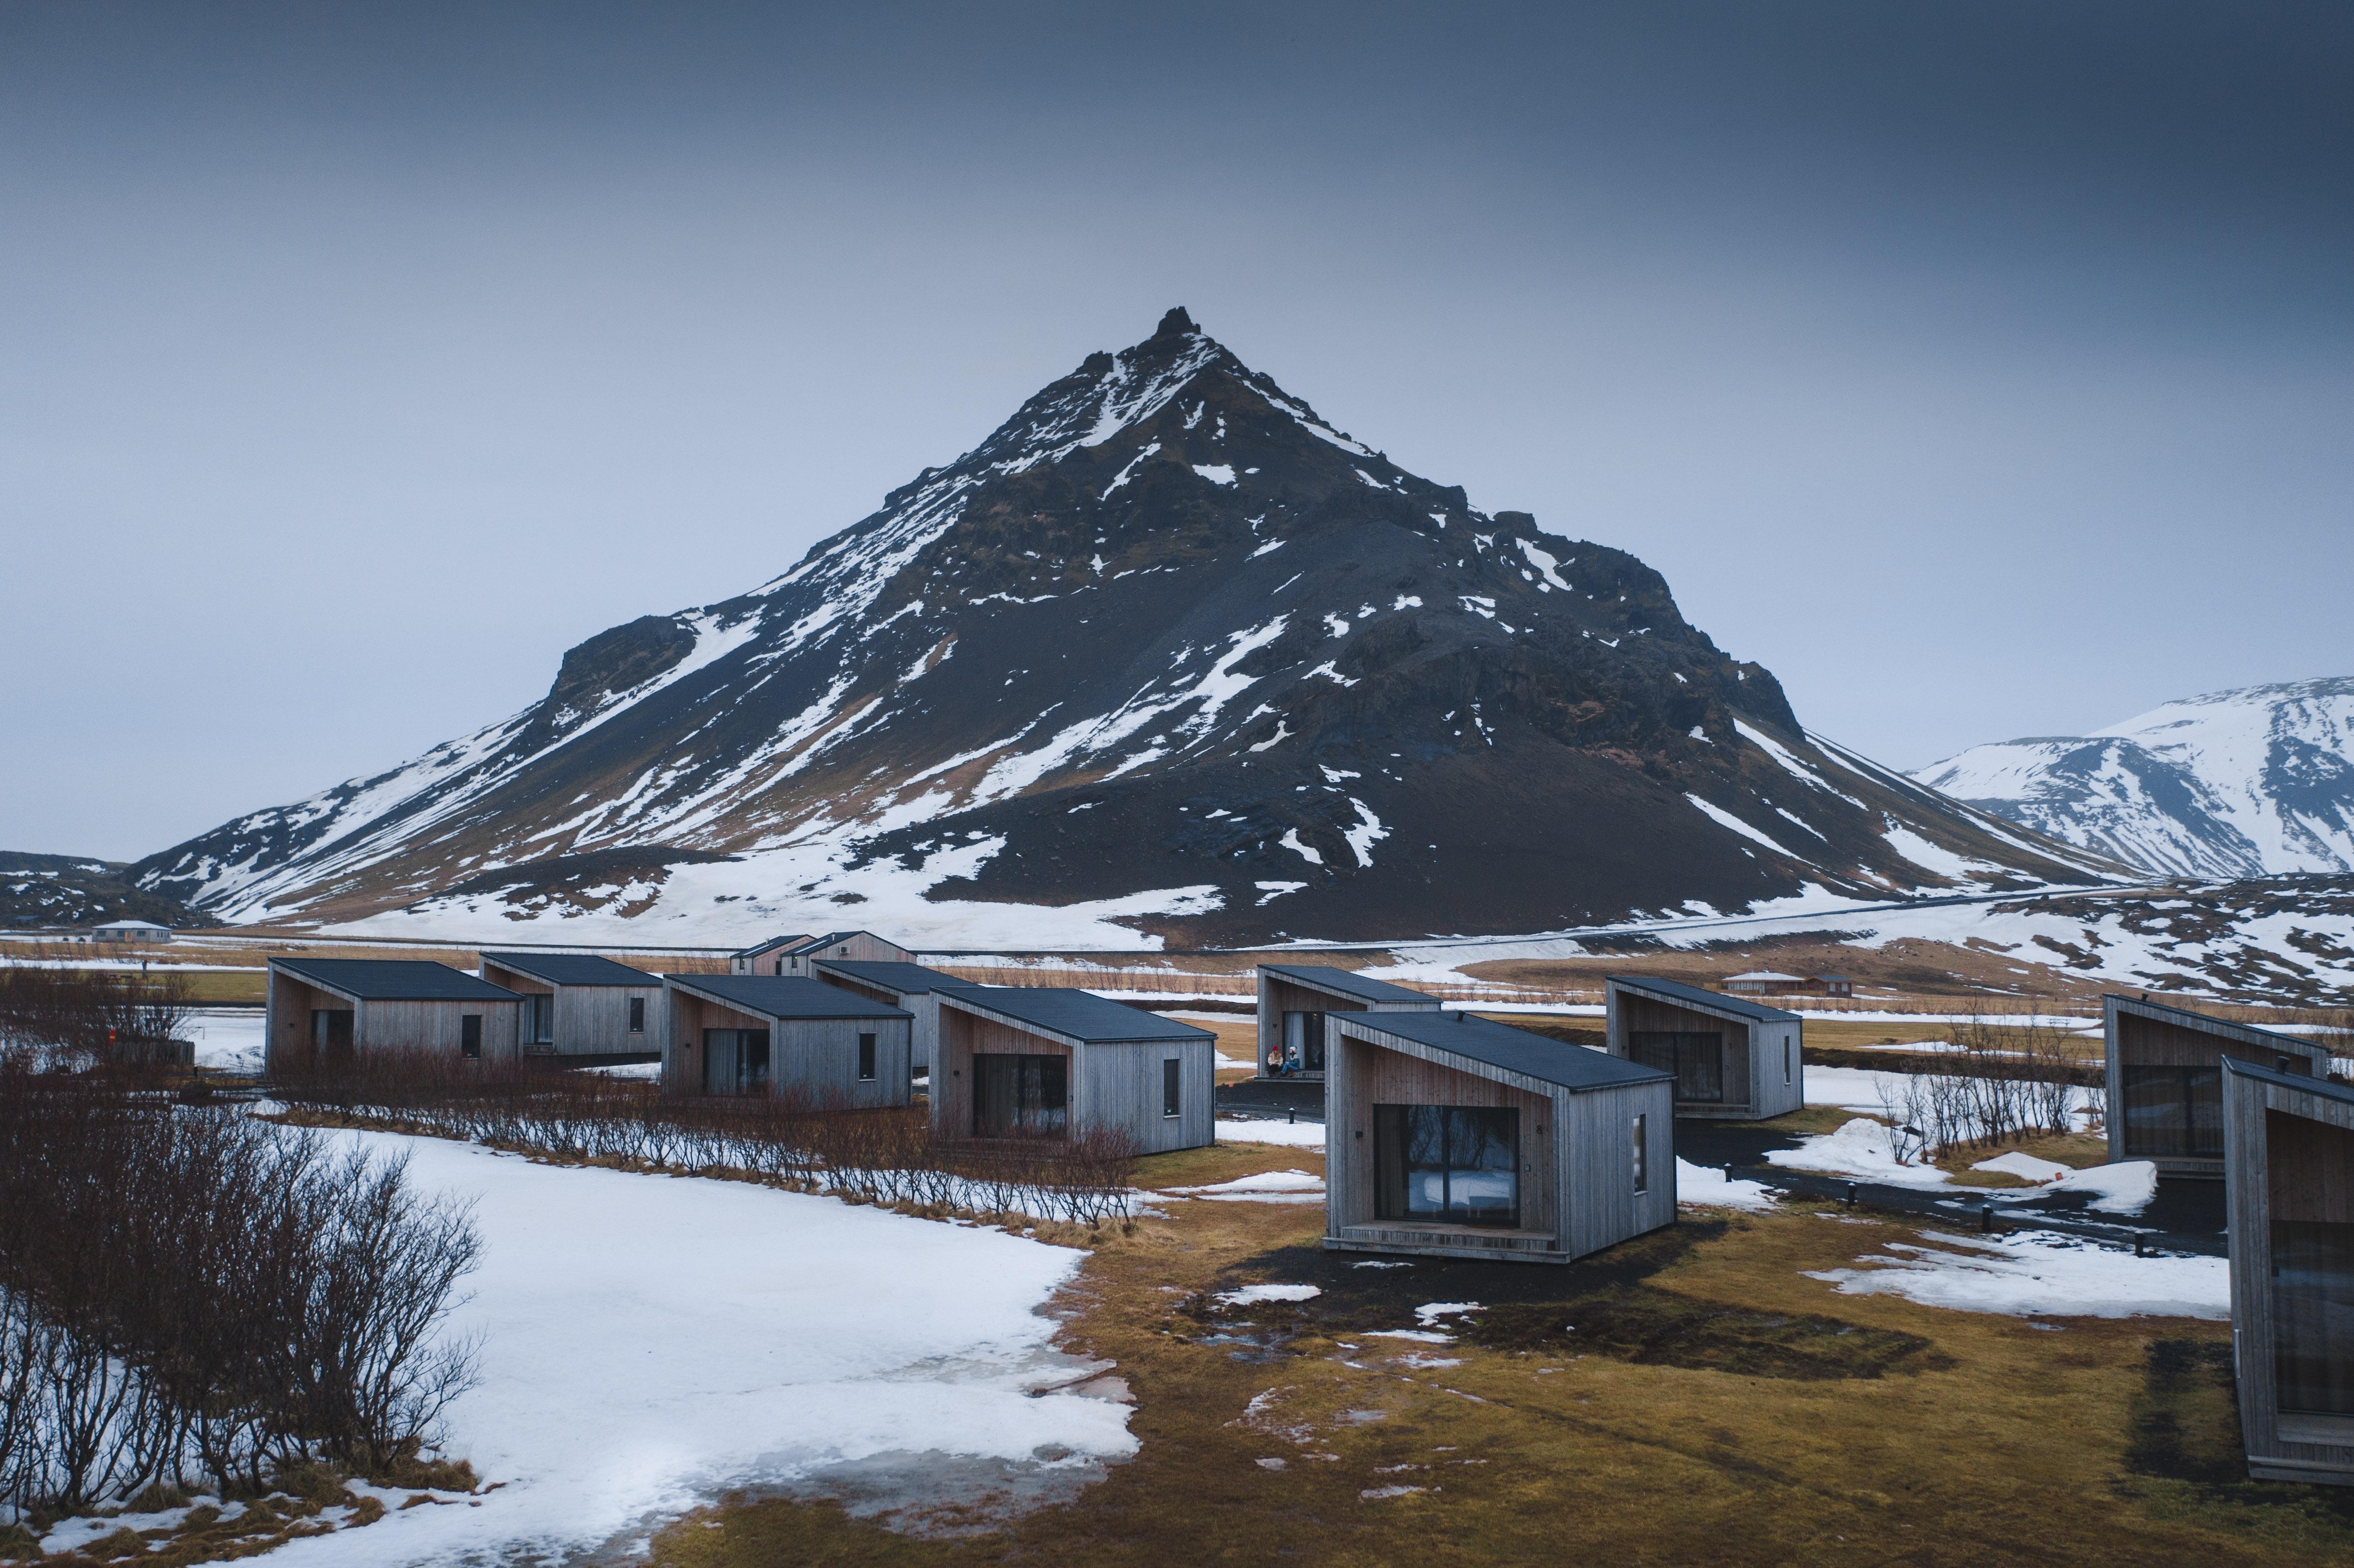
[857, 1032, 878, 1082]
[460, 1014, 483, 1061]
[1162, 1056, 1183, 1119]
[628, 996, 646, 1034]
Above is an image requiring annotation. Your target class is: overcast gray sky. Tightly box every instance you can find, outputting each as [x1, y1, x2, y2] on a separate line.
[4, 2, 2348, 860]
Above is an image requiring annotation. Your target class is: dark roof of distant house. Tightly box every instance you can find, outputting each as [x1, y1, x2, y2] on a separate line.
[1260, 964, 1439, 1005]
[1607, 974, 1802, 1023]
[2106, 994, 2328, 1058]
[665, 974, 911, 1020]
[480, 952, 661, 988]
[2223, 1055, 2354, 1107]
[1336, 1011, 1672, 1093]
[731, 933, 816, 959]
[1814, 974, 1854, 983]
[272, 957, 520, 1003]
[810, 959, 978, 996]
[940, 987, 1215, 1044]
[775, 930, 870, 956]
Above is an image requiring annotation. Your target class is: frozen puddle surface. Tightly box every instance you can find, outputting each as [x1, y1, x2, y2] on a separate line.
[267, 1132, 1135, 1565]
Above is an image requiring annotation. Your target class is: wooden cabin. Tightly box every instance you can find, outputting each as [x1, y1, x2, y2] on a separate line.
[729, 934, 815, 976]
[1605, 976, 1803, 1121]
[88, 920, 174, 944]
[2106, 995, 2331, 1177]
[1814, 973, 1855, 998]
[265, 957, 521, 1075]
[734, 930, 916, 978]
[1324, 1010, 1675, 1265]
[477, 952, 665, 1065]
[1722, 970, 1806, 996]
[809, 959, 976, 1073]
[661, 975, 914, 1105]
[934, 988, 1216, 1154]
[2221, 1057, 2354, 1485]
[1255, 963, 1441, 1079]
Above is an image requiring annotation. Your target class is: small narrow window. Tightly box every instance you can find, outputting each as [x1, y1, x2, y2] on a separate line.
[858, 1033, 877, 1082]
[1784, 1035, 1792, 1085]
[774, 958, 784, 975]
[1632, 1113, 1649, 1194]
[1163, 1057, 1183, 1118]
[629, 997, 646, 1033]
[461, 1015, 483, 1060]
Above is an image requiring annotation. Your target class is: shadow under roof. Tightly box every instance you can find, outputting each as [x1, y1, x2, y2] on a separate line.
[481, 952, 661, 988]
[1261, 964, 1439, 1005]
[1337, 1010, 1673, 1093]
[2223, 1055, 2354, 1106]
[665, 975, 911, 1020]
[811, 959, 978, 996]
[1607, 974, 1802, 1024]
[272, 957, 520, 1003]
[2108, 993, 2326, 1056]
[941, 987, 1215, 1044]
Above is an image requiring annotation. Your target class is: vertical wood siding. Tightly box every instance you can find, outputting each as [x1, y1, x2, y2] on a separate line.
[354, 998, 521, 1064]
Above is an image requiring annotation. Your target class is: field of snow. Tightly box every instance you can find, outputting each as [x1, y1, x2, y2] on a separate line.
[1805, 1229, 2227, 1319]
[1675, 1158, 1776, 1212]
[186, 1007, 265, 1072]
[1216, 1118, 1327, 1148]
[260, 1131, 1133, 1566]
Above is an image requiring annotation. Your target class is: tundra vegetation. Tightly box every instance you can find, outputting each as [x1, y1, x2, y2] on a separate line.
[0, 968, 479, 1550]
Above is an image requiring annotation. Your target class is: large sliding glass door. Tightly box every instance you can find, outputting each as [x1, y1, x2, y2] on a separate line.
[973, 1053, 1068, 1138]
[1281, 1011, 1327, 1073]
[1629, 1031, 1724, 1103]
[1374, 1105, 1519, 1227]
[701, 1028, 771, 1095]
[2276, 1220, 2354, 1416]
[2121, 1066, 2223, 1158]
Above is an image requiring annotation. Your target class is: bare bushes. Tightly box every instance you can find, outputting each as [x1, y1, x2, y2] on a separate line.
[1874, 1016, 2091, 1165]
[279, 1055, 1141, 1228]
[0, 1060, 479, 1514]
[0, 964, 193, 1069]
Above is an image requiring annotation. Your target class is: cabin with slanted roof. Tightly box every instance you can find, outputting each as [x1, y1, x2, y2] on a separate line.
[1255, 964, 1442, 1079]
[1324, 1010, 1675, 1264]
[729, 934, 816, 976]
[1605, 975, 1803, 1121]
[734, 930, 915, 978]
[2221, 1057, 2354, 1485]
[934, 988, 1217, 1153]
[2106, 995, 2331, 1178]
[809, 958, 977, 1073]
[661, 975, 914, 1105]
[265, 957, 521, 1074]
[478, 952, 665, 1065]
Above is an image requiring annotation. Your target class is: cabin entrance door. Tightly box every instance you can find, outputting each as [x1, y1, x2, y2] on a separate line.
[701, 1028, 772, 1094]
[310, 1008, 354, 1070]
[1281, 1011, 1327, 1073]
[972, 1053, 1068, 1138]
[1373, 1105, 1520, 1227]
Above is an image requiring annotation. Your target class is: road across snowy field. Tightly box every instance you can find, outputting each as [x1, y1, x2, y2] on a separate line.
[264, 1132, 1135, 1566]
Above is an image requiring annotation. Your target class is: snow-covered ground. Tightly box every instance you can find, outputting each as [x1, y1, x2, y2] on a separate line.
[1217, 1118, 1327, 1148]
[187, 1007, 265, 1072]
[1806, 1229, 2228, 1319]
[1157, 1170, 1325, 1205]
[1675, 1158, 1776, 1212]
[261, 1131, 1133, 1566]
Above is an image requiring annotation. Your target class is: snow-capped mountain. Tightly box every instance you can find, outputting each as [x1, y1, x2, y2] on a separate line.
[1911, 678, 2354, 879]
[132, 309, 2118, 946]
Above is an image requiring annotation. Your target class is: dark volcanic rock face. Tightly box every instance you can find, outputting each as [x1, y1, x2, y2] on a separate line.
[1, 852, 199, 930]
[132, 310, 2117, 941]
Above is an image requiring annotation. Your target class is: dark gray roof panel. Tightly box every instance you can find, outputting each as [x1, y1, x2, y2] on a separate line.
[731, 933, 815, 959]
[480, 952, 662, 988]
[666, 975, 911, 1020]
[2223, 1055, 2354, 1106]
[784, 930, 863, 956]
[1337, 1010, 1672, 1092]
[942, 987, 1215, 1044]
[1260, 964, 1440, 1006]
[2107, 994, 2327, 1058]
[273, 957, 521, 1003]
[1607, 974, 1802, 1024]
[811, 960, 979, 996]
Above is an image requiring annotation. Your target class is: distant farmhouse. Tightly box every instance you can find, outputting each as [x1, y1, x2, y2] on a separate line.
[79, 919, 175, 944]
[1606, 975, 1803, 1122]
[266, 957, 521, 1073]
[2105, 995, 2331, 1178]
[2221, 1058, 2354, 1484]
[1323, 1010, 1675, 1264]
[478, 951, 664, 1066]
[1255, 964, 1441, 1079]
[1722, 970, 1851, 998]
[730, 930, 913, 977]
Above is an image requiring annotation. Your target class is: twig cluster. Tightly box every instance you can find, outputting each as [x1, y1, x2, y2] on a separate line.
[0, 1055, 479, 1516]
[1874, 1016, 2084, 1164]
[0, 965, 194, 1066]
[278, 1056, 1142, 1228]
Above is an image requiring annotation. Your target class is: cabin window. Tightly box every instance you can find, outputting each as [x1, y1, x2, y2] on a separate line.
[1783, 1036, 1792, 1085]
[1629, 1031, 1724, 1103]
[629, 997, 646, 1033]
[972, 1053, 1067, 1138]
[1374, 1105, 1519, 1228]
[773, 959, 784, 975]
[2121, 1066, 2223, 1158]
[1632, 1113, 1649, 1193]
[2274, 1220, 2354, 1416]
[1163, 1057, 1182, 1118]
[858, 1033, 877, 1082]
[1280, 1011, 1327, 1073]
[461, 1015, 483, 1060]
[310, 1008, 354, 1064]
[701, 1028, 771, 1094]
[524, 994, 553, 1045]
